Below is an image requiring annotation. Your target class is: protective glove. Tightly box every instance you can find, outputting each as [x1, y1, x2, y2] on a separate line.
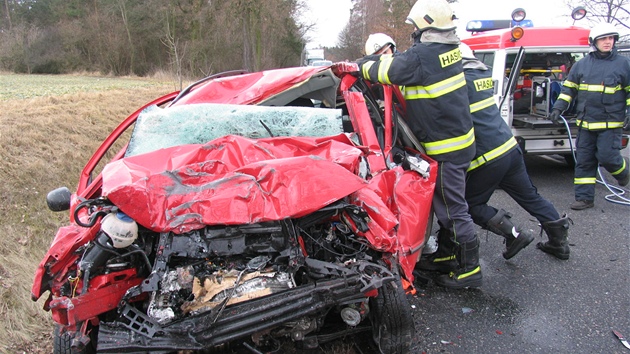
[624, 114, 630, 131]
[549, 108, 562, 126]
[355, 56, 370, 67]
[351, 58, 368, 78]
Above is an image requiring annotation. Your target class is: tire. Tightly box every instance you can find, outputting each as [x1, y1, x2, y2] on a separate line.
[53, 323, 97, 354]
[563, 153, 576, 167]
[369, 279, 414, 354]
[424, 208, 434, 241]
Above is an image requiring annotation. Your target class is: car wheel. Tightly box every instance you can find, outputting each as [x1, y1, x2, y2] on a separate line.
[370, 278, 414, 354]
[53, 323, 97, 354]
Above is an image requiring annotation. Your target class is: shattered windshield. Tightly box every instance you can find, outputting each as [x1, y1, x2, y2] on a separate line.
[126, 103, 344, 157]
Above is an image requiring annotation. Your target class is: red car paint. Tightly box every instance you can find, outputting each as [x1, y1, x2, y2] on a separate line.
[32, 63, 435, 352]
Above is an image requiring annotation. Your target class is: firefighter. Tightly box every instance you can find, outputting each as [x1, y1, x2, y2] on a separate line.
[356, 0, 481, 289]
[458, 43, 571, 261]
[364, 33, 397, 55]
[362, 34, 398, 102]
[549, 23, 630, 210]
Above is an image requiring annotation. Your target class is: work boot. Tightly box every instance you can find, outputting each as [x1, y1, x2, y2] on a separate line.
[617, 171, 629, 187]
[617, 157, 629, 187]
[435, 238, 482, 289]
[536, 214, 571, 260]
[486, 209, 534, 259]
[570, 200, 594, 210]
[415, 229, 458, 274]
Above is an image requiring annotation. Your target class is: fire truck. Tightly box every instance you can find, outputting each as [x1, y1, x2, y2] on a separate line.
[461, 7, 628, 164]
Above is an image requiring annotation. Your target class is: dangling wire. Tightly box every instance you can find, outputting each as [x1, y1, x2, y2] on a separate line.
[560, 115, 630, 206]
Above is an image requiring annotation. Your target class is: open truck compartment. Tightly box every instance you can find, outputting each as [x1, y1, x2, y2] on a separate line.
[509, 51, 584, 129]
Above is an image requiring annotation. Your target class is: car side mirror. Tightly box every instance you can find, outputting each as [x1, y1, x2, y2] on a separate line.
[46, 187, 72, 212]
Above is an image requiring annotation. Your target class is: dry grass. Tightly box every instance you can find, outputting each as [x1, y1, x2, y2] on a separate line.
[0, 73, 175, 353]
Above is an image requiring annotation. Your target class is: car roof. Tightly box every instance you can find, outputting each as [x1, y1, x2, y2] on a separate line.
[170, 66, 340, 108]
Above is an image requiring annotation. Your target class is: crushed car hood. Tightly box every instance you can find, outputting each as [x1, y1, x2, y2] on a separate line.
[102, 133, 368, 234]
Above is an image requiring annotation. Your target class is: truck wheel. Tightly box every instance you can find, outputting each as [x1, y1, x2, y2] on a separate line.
[563, 154, 576, 167]
[370, 279, 414, 354]
[53, 323, 97, 354]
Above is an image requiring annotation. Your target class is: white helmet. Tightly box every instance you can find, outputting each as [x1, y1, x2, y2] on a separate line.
[365, 33, 396, 55]
[101, 211, 138, 248]
[406, 0, 456, 32]
[459, 43, 475, 59]
[588, 22, 619, 44]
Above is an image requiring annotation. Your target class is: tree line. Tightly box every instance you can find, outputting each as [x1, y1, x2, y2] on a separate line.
[0, 0, 627, 81]
[0, 0, 308, 78]
[0, 0, 434, 79]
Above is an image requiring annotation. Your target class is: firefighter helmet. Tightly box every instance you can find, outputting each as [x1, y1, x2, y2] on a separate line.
[459, 43, 475, 59]
[588, 23, 619, 44]
[406, 0, 456, 32]
[365, 33, 396, 55]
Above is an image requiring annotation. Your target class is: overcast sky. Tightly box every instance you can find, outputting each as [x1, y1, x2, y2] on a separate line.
[304, 0, 594, 48]
[304, 0, 353, 48]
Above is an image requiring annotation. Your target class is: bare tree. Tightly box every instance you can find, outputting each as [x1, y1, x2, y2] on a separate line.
[336, 0, 459, 58]
[336, 15, 364, 60]
[162, 19, 187, 90]
[3, 0, 12, 30]
[566, 0, 629, 42]
[117, 0, 135, 75]
[10, 24, 44, 74]
[569, 0, 630, 30]
[295, 0, 318, 47]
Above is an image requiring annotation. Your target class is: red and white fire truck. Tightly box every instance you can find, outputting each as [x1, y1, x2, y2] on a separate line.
[461, 7, 628, 164]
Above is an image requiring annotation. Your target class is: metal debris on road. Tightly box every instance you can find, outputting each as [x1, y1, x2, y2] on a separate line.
[613, 330, 630, 350]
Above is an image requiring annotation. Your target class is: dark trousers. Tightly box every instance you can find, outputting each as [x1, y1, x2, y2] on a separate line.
[433, 160, 476, 244]
[465, 148, 560, 226]
[574, 128, 627, 201]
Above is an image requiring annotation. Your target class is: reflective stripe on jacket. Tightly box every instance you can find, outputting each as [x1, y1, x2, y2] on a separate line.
[358, 41, 475, 164]
[463, 63, 518, 172]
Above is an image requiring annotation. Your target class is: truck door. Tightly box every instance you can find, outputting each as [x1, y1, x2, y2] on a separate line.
[499, 46, 525, 126]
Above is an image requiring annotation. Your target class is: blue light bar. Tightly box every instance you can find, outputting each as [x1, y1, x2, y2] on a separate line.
[466, 19, 534, 32]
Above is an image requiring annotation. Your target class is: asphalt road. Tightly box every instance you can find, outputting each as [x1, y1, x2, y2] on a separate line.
[407, 149, 630, 354]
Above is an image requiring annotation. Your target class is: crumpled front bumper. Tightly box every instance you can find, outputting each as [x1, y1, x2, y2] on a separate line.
[97, 275, 366, 352]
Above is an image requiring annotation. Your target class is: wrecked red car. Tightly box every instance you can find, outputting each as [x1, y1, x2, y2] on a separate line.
[32, 63, 436, 353]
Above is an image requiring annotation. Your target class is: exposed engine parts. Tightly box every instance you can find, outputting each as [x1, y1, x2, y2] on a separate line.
[62, 200, 398, 351]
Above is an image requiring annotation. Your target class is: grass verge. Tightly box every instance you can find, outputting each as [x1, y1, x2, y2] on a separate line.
[0, 73, 174, 353]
